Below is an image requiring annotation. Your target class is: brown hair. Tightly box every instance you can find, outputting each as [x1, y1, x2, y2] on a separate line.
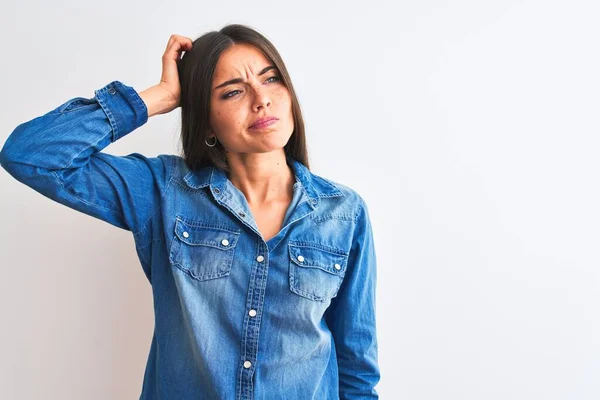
[176, 24, 309, 172]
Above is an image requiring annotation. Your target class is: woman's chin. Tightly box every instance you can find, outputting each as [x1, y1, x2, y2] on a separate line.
[250, 129, 292, 145]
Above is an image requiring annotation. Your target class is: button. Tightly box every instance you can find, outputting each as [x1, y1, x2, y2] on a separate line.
[108, 87, 116, 95]
[311, 199, 317, 205]
[334, 263, 341, 270]
[256, 255, 264, 262]
[297, 255, 304, 262]
[249, 309, 257, 317]
[182, 231, 189, 238]
[214, 188, 221, 194]
[221, 239, 229, 246]
[238, 211, 246, 217]
[243, 360, 252, 368]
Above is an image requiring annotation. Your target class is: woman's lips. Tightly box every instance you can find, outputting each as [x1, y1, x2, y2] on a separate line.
[249, 118, 278, 129]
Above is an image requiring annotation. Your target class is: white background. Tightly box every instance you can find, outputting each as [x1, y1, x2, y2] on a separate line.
[1, 0, 599, 399]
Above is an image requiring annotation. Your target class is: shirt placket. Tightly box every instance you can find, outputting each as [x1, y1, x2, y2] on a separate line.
[209, 175, 319, 399]
[237, 239, 269, 400]
[208, 183, 268, 399]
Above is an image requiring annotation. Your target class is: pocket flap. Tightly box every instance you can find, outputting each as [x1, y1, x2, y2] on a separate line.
[174, 218, 240, 249]
[288, 243, 348, 275]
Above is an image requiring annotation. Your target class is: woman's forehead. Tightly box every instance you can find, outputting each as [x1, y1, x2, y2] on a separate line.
[214, 43, 272, 78]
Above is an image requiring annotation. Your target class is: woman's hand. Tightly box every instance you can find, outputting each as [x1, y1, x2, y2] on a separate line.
[140, 34, 193, 117]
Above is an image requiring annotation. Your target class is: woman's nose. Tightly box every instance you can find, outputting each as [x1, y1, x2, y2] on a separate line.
[252, 86, 272, 111]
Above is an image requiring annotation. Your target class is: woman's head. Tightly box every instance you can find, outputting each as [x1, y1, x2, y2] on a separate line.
[177, 24, 309, 172]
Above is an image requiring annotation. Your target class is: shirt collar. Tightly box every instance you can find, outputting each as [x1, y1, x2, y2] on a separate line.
[183, 157, 344, 208]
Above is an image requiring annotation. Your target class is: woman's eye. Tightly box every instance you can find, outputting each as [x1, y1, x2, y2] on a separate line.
[222, 90, 241, 99]
[221, 76, 280, 99]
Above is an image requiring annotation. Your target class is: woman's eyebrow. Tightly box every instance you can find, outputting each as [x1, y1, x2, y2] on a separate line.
[213, 66, 277, 90]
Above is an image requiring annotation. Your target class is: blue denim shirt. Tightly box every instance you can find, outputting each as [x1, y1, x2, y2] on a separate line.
[0, 81, 380, 399]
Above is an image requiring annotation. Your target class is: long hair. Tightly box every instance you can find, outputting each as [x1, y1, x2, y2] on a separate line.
[176, 24, 309, 172]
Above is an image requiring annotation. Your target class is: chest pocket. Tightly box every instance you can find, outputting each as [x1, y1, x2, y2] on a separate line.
[169, 217, 241, 282]
[288, 242, 349, 302]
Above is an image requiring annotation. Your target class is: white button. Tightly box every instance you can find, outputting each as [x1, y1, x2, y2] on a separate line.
[256, 255, 264, 262]
[334, 263, 341, 270]
[297, 255, 304, 262]
[183, 231, 189, 238]
[221, 239, 229, 246]
[243, 360, 252, 368]
[249, 309, 257, 317]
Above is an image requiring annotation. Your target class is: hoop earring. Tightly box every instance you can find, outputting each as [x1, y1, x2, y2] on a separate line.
[205, 136, 217, 147]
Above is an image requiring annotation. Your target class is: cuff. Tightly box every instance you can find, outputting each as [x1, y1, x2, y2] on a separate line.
[95, 80, 149, 142]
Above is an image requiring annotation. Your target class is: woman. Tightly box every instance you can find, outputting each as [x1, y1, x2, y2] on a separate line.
[0, 24, 380, 399]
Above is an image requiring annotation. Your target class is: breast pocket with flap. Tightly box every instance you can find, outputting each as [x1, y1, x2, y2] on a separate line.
[288, 241, 349, 302]
[169, 217, 241, 282]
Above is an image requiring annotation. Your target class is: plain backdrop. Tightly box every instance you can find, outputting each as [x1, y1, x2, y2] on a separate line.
[1, 0, 599, 399]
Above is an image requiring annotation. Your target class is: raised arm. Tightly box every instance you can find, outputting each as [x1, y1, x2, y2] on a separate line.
[0, 34, 193, 280]
[0, 80, 164, 232]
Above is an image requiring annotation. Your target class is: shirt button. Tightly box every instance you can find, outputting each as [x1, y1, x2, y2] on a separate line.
[297, 255, 304, 262]
[182, 231, 189, 238]
[221, 239, 229, 246]
[108, 87, 116, 95]
[256, 255, 264, 262]
[243, 361, 252, 368]
[238, 211, 246, 217]
[311, 199, 317, 205]
[214, 188, 221, 194]
[249, 309, 257, 317]
[334, 263, 341, 270]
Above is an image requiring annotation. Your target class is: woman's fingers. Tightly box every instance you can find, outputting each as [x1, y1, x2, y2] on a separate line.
[154, 34, 194, 112]
[161, 34, 192, 84]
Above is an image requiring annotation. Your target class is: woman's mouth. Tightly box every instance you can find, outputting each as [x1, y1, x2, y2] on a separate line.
[249, 117, 279, 129]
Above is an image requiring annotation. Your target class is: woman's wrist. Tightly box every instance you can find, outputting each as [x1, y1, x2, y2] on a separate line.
[138, 85, 177, 118]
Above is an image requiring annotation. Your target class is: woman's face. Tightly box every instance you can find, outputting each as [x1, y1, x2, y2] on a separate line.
[208, 43, 294, 155]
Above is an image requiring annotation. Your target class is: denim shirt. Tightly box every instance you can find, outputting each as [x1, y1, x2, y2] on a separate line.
[0, 81, 380, 399]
